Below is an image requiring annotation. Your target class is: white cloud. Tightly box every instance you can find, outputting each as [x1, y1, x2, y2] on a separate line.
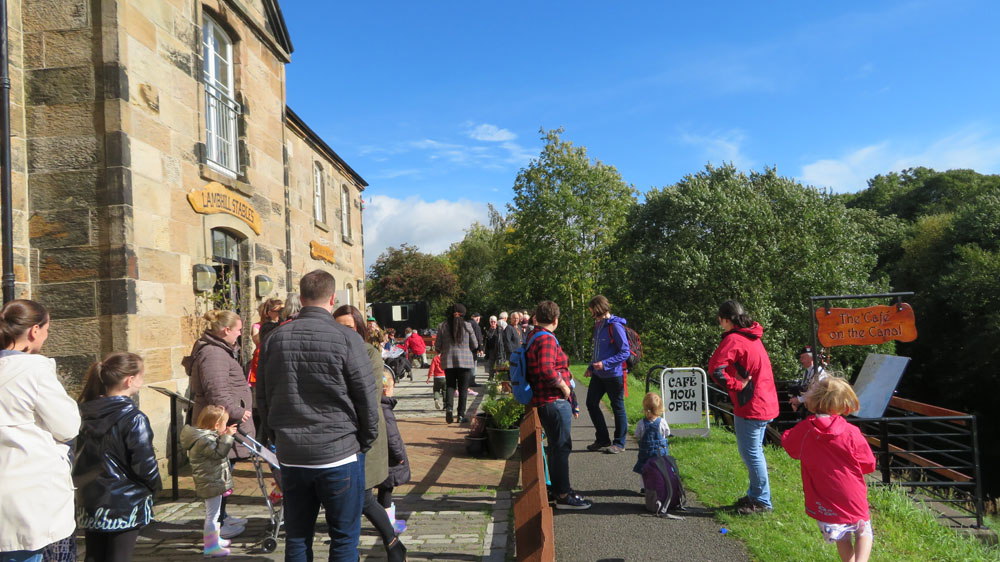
[363, 195, 490, 269]
[467, 123, 518, 142]
[680, 129, 753, 169]
[500, 141, 535, 165]
[800, 128, 1000, 192]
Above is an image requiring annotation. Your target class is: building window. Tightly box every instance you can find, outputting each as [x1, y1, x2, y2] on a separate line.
[346, 283, 353, 307]
[341, 186, 351, 239]
[203, 15, 241, 175]
[210, 228, 243, 314]
[313, 163, 326, 223]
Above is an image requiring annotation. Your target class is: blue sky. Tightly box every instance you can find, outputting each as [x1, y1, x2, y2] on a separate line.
[281, 1, 1000, 267]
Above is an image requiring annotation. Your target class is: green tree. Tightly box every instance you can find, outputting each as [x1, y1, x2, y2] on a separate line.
[366, 244, 459, 322]
[444, 211, 506, 318]
[607, 164, 893, 379]
[499, 128, 637, 358]
[845, 168, 1000, 496]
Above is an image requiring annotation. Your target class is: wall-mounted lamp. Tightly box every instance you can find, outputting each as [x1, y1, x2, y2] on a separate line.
[193, 264, 217, 293]
[255, 274, 274, 299]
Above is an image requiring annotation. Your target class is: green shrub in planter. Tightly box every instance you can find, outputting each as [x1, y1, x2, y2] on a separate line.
[481, 394, 525, 430]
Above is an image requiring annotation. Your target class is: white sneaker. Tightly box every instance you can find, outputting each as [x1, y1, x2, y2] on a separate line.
[219, 523, 245, 539]
[223, 515, 247, 527]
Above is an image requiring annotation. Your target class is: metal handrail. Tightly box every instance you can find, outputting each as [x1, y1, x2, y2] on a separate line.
[706, 377, 985, 527]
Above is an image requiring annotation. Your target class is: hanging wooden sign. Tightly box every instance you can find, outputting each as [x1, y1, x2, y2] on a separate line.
[310, 240, 336, 264]
[815, 304, 917, 347]
[187, 182, 262, 234]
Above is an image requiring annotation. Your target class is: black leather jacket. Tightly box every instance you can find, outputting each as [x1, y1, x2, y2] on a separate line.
[73, 396, 162, 530]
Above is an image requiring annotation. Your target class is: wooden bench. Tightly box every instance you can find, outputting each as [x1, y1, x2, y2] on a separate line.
[513, 408, 555, 561]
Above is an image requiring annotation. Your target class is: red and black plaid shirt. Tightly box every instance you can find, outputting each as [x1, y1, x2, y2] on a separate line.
[524, 327, 571, 407]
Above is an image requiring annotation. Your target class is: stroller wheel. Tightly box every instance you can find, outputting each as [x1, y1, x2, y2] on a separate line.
[262, 537, 278, 553]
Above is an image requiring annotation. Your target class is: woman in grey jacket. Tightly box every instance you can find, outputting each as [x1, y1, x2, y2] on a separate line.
[185, 309, 253, 538]
[436, 303, 479, 424]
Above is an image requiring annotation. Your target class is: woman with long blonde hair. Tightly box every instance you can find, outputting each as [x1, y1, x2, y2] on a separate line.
[185, 309, 253, 539]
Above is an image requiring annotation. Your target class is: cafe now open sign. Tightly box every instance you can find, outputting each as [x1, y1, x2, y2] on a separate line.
[816, 304, 917, 347]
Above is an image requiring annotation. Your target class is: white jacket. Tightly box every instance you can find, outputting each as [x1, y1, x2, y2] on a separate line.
[0, 352, 80, 551]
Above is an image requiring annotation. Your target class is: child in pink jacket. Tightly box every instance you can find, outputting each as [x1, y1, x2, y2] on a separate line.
[782, 376, 876, 562]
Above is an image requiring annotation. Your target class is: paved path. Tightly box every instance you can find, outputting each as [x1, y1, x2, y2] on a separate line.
[102, 364, 516, 561]
[554, 402, 750, 561]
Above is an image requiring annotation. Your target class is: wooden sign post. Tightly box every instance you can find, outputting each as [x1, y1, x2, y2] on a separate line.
[815, 303, 918, 348]
[187, 182, 263, 234]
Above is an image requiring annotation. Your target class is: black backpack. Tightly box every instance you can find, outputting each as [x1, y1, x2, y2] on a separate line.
[624, 326, 643, 371]
[608, 324, 644, 371]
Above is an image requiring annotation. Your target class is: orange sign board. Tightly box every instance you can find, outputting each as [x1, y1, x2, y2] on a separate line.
[310, 240, 336, 264]
[187, 182, 262, 234]
[815, 304, 917, 347]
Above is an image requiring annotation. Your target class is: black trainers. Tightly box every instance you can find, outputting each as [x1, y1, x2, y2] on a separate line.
[555, 492, 593, 510]
[445, 411, 453, 424]
[736, 499, 772, 515]
[734, 495, 752, 507]
[586, 441, 612, 452]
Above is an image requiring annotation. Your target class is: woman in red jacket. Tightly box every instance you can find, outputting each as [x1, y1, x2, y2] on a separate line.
[708, 300, 779, 514]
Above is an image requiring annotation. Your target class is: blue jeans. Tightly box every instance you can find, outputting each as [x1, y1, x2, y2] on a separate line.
[282, 456, 365, 562]
[734, 416, 772, 508]
[1, 551, 42, 562]
[536, 399, 573, 496]
[586, 375, 627, 448]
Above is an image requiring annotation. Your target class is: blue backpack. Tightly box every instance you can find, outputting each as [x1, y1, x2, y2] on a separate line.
[509, 331, 557, 405]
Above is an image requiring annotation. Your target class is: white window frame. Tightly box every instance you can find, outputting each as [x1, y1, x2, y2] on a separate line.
[341, 185, 351, 239]
[313, 163, 326, 223]
[203, 15, 241, 176]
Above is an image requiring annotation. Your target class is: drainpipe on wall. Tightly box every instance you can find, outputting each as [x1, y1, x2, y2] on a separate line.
[0, 0, 14, 304]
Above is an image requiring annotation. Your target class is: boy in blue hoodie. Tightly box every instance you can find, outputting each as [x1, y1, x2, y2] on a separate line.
[584, 295, 631, 454]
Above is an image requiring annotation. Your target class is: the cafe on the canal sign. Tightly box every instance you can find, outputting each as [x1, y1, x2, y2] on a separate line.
[5, 0, 368, 465]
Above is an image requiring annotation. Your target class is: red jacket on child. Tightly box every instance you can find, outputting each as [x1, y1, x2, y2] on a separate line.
[707, 322, 779, 420]
[782, 414, 877, 524]
[427, 354, 445, 379]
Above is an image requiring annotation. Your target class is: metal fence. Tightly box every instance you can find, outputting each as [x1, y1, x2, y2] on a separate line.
[705, 378, 985, 528]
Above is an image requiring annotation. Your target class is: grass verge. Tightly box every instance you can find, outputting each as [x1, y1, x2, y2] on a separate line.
[569, 364, 999, 561]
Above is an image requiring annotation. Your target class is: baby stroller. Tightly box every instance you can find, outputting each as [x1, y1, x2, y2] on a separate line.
[383, 346, 412, 382]
[234, 429, 283, 553]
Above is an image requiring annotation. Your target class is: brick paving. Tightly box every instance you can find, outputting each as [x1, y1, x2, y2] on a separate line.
[90, 364, 518, 561]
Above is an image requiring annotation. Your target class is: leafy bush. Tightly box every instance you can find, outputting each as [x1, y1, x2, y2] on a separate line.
[481, 393, 525, 430]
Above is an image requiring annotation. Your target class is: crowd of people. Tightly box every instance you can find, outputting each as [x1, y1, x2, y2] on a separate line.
[0, 280, 876, 562]
[513, 295, 876, 562]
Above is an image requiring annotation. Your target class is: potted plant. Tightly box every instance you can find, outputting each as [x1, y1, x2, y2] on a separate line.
[481, 393, 525, 460]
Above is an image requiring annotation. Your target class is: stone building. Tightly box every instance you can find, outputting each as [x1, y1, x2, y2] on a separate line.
[6, 0, 368, 466]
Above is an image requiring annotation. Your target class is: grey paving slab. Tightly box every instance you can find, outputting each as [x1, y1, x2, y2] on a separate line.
[82, 364, 510, 561]
[554, 399, 750, 561]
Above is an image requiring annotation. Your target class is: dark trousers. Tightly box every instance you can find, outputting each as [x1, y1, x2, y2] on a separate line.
[586, 375, 628, 448]
[282, 457, 365, 562]
[537, 399, 573, 496]
[362, 490, 395, 546]
[83, 529, 141, 562]
[444, 368, 472, 418]
[376, 486, 393, 509]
